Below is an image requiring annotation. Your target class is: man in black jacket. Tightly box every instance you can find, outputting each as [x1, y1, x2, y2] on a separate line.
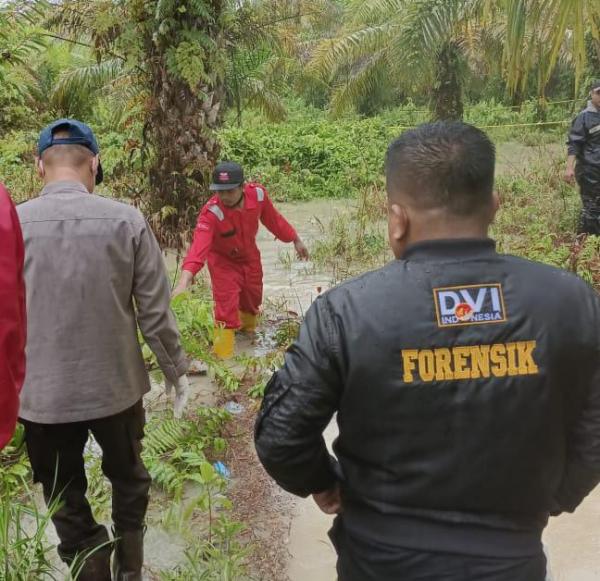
[255, 122, 600, 580]
[565, 79, 600, 234]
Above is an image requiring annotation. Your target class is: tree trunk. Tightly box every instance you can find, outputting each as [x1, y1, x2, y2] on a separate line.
[138, 0, 226, 249]
[432, 42, 464, 121]
[147, 71, 224, 248]
[592, 37, 600, 70]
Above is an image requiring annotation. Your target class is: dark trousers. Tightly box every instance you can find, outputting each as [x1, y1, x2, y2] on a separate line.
[329, 517, 547, 581]
[576, 165, 600, 235]
[21, 401, 151, 563]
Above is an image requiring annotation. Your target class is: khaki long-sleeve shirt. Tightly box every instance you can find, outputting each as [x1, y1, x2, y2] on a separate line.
[17, 181, 187, 423]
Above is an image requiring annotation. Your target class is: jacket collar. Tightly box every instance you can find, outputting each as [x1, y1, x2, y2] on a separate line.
[585, 100, 599, 113]
[402, 238, 497, 261]
[242, 183, 258, 209]
[40, 180, 90, 197]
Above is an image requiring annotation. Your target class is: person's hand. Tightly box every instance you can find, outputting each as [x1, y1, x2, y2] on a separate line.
[165, 374, 190, 419]
[312, 483, 342, 515]
[171, 276, 191, 298]
[171, 270, 194, 299]
[294, 238, 309, 261]
[564, 167, 576, 184]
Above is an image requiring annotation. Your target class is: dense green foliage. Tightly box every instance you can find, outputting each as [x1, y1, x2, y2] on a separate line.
[313, 153, 600, 291]
[2, 97, 576, 204]
[221, 99, 572, 201]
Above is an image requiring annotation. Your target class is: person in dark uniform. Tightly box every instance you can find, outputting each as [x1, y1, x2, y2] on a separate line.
[255, 122, 600, 581]
[565, 79, 600, 234]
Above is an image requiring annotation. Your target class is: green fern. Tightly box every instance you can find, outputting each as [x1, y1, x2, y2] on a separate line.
[143, 418, 192, 459]
[142, 407, 231, 499]
[210, 362, 240, 393]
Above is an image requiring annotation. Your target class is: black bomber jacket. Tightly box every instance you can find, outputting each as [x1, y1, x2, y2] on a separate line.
[567, 101, 600, 168]
[255, 239, 600, 557]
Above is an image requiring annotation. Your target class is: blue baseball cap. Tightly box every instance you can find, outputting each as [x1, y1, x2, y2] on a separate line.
[38, 119, 104, 185]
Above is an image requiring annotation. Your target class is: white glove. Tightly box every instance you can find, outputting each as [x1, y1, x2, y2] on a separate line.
[165, 374, 190, 419]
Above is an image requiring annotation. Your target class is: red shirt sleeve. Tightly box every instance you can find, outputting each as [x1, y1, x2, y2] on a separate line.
[259, 188, 298, 243]
[0, 183, 26, 450]
[182, 211, 216, 276]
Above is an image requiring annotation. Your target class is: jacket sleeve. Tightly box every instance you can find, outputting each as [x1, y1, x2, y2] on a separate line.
[0, 184, 25, 450]
[567, 113, 586, 157]
[254, 295, 342, 497]
[260, 189, 298, 243]
[133, 217, 188, 383]
[555, 291, 600, 513]
[182, 212, 216, 275]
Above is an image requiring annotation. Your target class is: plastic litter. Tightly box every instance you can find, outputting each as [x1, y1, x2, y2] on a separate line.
[224, 401, 244, 415]
[213, 461, 231, 479]
[292, 260, 314, 272]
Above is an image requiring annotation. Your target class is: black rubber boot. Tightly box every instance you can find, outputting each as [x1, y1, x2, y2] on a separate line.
[112, 528, 144, 581]
[72, 547, 112, 581]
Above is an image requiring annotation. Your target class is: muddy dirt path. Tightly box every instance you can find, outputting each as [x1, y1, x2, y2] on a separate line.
[254, 200, 340, 581]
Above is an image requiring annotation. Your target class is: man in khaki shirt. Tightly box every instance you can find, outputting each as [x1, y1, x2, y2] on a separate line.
[17, 119, 189, 581]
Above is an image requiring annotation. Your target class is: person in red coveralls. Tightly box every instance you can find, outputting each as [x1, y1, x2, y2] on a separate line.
[172, 162, 309, 359]
[0, 182, 26, 450]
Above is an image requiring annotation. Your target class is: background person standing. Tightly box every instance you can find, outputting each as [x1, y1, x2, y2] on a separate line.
[0, 182, 26, 451]
[17, 119, 189, 581]
[565, 79, 600, 234]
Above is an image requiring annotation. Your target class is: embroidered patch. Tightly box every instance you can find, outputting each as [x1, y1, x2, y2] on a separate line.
[433, 284, 507, 328]
[400, 341, 539, 383]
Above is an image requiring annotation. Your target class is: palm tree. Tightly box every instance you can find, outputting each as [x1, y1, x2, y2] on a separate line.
[36, 0, 228, 247]
[0, 2, 47, 129]
[225, 0, 342, 125]
[32, 0, 335, 244]
[502, 0, 600, 100]
[308, 0, 501, 120]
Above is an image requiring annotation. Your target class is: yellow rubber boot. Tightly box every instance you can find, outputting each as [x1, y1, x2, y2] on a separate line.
[239, 311, 258, 333]
[213, 327, 235, 360]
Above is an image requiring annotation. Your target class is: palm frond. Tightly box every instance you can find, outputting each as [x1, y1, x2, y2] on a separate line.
[308, 23, 397, 80]
[503, 0, 600, 97]
[0, 3, 48, 67]
[52, 58, 125, 106]
[349, 0, 407, 27]
[5, 0, 50, 26]
[242, 76, 287, 121]
[45, 0, 124, 58]
[329, 51, 390, 116]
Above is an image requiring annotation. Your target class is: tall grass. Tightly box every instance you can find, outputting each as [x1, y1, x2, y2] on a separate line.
[311, 186, 389, 279]
[0, 492, 62, 581]
[311, 155, 600, 291]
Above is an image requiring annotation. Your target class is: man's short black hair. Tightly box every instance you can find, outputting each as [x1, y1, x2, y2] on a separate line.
[385, 122, 496, 216]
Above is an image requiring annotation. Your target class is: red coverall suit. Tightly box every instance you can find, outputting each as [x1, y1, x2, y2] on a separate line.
[0, 183, 26, 450]
[182, 182, 297, 330]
